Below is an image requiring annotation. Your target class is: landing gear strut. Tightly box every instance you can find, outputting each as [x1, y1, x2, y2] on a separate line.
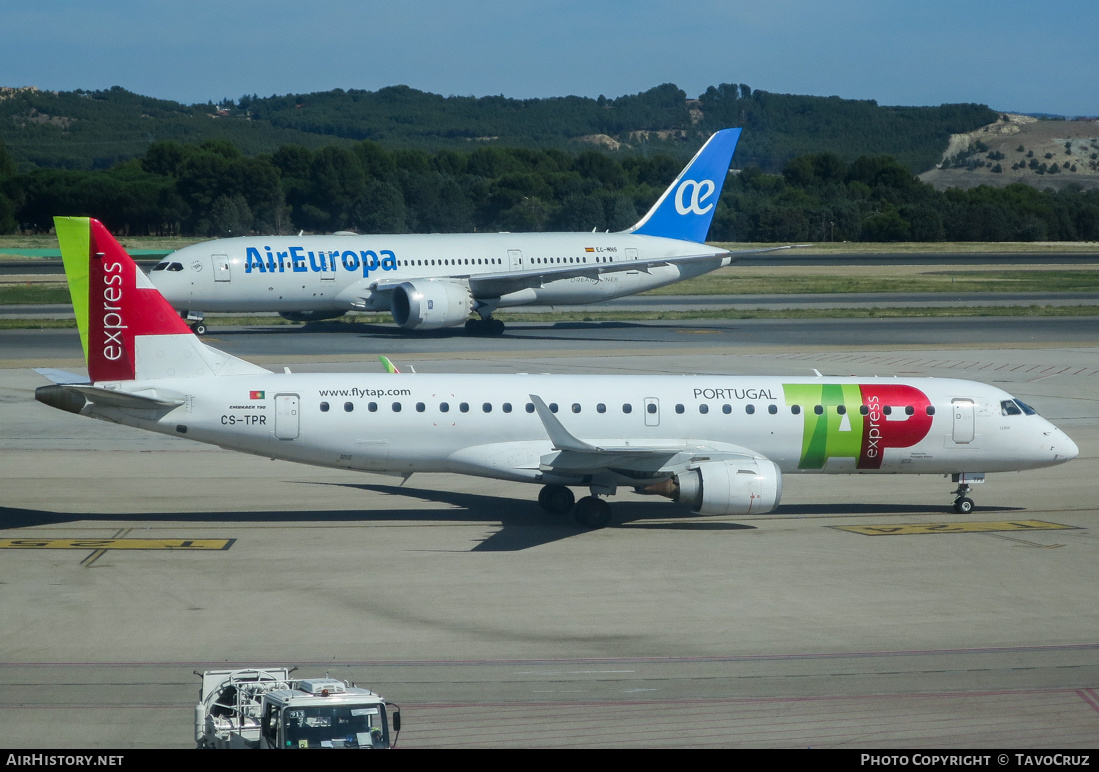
[464, 317, 505, 336]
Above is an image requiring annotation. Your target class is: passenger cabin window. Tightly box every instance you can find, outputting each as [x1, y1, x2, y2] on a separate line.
[622, 404, 632, 414]
[597, 404, 606, 413]
[741, 404, 751, 415]
[344, 402, 353, 412]
[460, 403, 469, 413]
[368, 402, 378, 412]
[320, 402, 330, 412]
[791, 405, 801, 415]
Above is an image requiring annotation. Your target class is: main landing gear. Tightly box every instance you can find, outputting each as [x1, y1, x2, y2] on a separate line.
[538, 484, 613, 529]
[464, 316, 505, 336]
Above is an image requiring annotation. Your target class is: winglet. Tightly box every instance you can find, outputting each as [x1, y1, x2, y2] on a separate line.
[529, 394, 598, 452]
[626, 128, 742, 243]
[379, 355, 401, 374]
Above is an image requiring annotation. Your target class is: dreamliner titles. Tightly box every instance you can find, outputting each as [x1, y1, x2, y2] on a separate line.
[245, 246, 398, 279]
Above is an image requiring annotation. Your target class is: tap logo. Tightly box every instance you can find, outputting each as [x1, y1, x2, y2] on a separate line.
[674, 179, 716, 216]
[784, 383, 934, 469]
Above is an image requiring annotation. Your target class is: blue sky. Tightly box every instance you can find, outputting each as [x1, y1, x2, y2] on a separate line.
[4, 0, 1096, 116]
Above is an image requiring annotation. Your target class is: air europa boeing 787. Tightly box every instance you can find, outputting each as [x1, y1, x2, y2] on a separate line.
[38, 217, 1076, 528]
[148, 128, 797, 335]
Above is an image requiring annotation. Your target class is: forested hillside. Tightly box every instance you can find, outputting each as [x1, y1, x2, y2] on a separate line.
[2, 133, 1096, 242]
[0, 82, 996, 173]
[2, 82, 1094, 242]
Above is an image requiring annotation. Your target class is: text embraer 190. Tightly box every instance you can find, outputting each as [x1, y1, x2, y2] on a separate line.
[148, 128, 794, 335]
[37, 217, 1077, 528]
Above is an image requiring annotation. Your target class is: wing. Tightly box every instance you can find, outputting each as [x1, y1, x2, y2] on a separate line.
[359, 245, 802, 303]
[527, 394, 761, 483]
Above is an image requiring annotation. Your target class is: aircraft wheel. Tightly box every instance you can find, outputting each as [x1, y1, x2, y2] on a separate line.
[538, 484, 574, 515]
[953, 496, 974, 514]
[574, 496, 612, 529]
[190, 322, 207, 335]
[464, 318, 482, 335]
[488, 319, 505, 335]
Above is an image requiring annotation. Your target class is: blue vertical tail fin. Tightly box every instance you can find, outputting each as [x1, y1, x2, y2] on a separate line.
[626, 128, 741, 243]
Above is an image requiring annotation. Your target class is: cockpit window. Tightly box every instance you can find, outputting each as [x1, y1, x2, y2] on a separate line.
[1001, 400, 1022, 416]
[167, 262, 184, 272]
[1014, 399, 1037, 416]
[151, 261, 168, 271]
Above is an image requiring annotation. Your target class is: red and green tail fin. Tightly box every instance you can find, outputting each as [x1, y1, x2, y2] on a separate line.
[54, 217, 266, 382]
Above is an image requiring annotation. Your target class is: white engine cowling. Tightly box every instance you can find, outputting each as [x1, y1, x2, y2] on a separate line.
[390, 279, 473, 330]
[675, 458, 782, 515]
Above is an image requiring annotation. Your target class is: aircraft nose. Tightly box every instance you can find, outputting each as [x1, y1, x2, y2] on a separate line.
[1046, 428, 1079, 463]
[1059, 432, 1079, 462]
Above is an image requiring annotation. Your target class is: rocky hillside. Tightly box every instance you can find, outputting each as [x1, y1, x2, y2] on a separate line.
[920, 114, 1099, 190]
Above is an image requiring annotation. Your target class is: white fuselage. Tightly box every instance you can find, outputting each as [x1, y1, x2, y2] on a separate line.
[83, 372, 1076, 488]
[149, 232, 727, 313]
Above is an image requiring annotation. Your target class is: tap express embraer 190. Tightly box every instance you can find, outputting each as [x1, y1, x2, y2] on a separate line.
[36, 217, 1077, 528]
[147, 128, 799, 336]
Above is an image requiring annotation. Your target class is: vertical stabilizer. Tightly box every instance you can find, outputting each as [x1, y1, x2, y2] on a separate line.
[626, 128, 742, 243]
[54, 217, 268, 382]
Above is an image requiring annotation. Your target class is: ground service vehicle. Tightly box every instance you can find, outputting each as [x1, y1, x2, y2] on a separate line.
[195, 668, 401, 749]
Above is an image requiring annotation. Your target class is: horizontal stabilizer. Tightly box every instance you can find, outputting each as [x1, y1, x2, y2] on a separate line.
[35, 383, 184, 414]
[33, 368, 90, 385]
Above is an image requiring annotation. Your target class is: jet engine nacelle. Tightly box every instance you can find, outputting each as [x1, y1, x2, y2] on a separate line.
[675, 458, 782, 515]
[389, 280, 474, 330]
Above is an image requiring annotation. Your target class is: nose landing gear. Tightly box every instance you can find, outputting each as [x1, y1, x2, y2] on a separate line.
[950, 473, 985, 514]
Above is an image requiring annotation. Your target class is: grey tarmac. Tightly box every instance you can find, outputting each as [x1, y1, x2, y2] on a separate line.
[1, 319, 1096, 749]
